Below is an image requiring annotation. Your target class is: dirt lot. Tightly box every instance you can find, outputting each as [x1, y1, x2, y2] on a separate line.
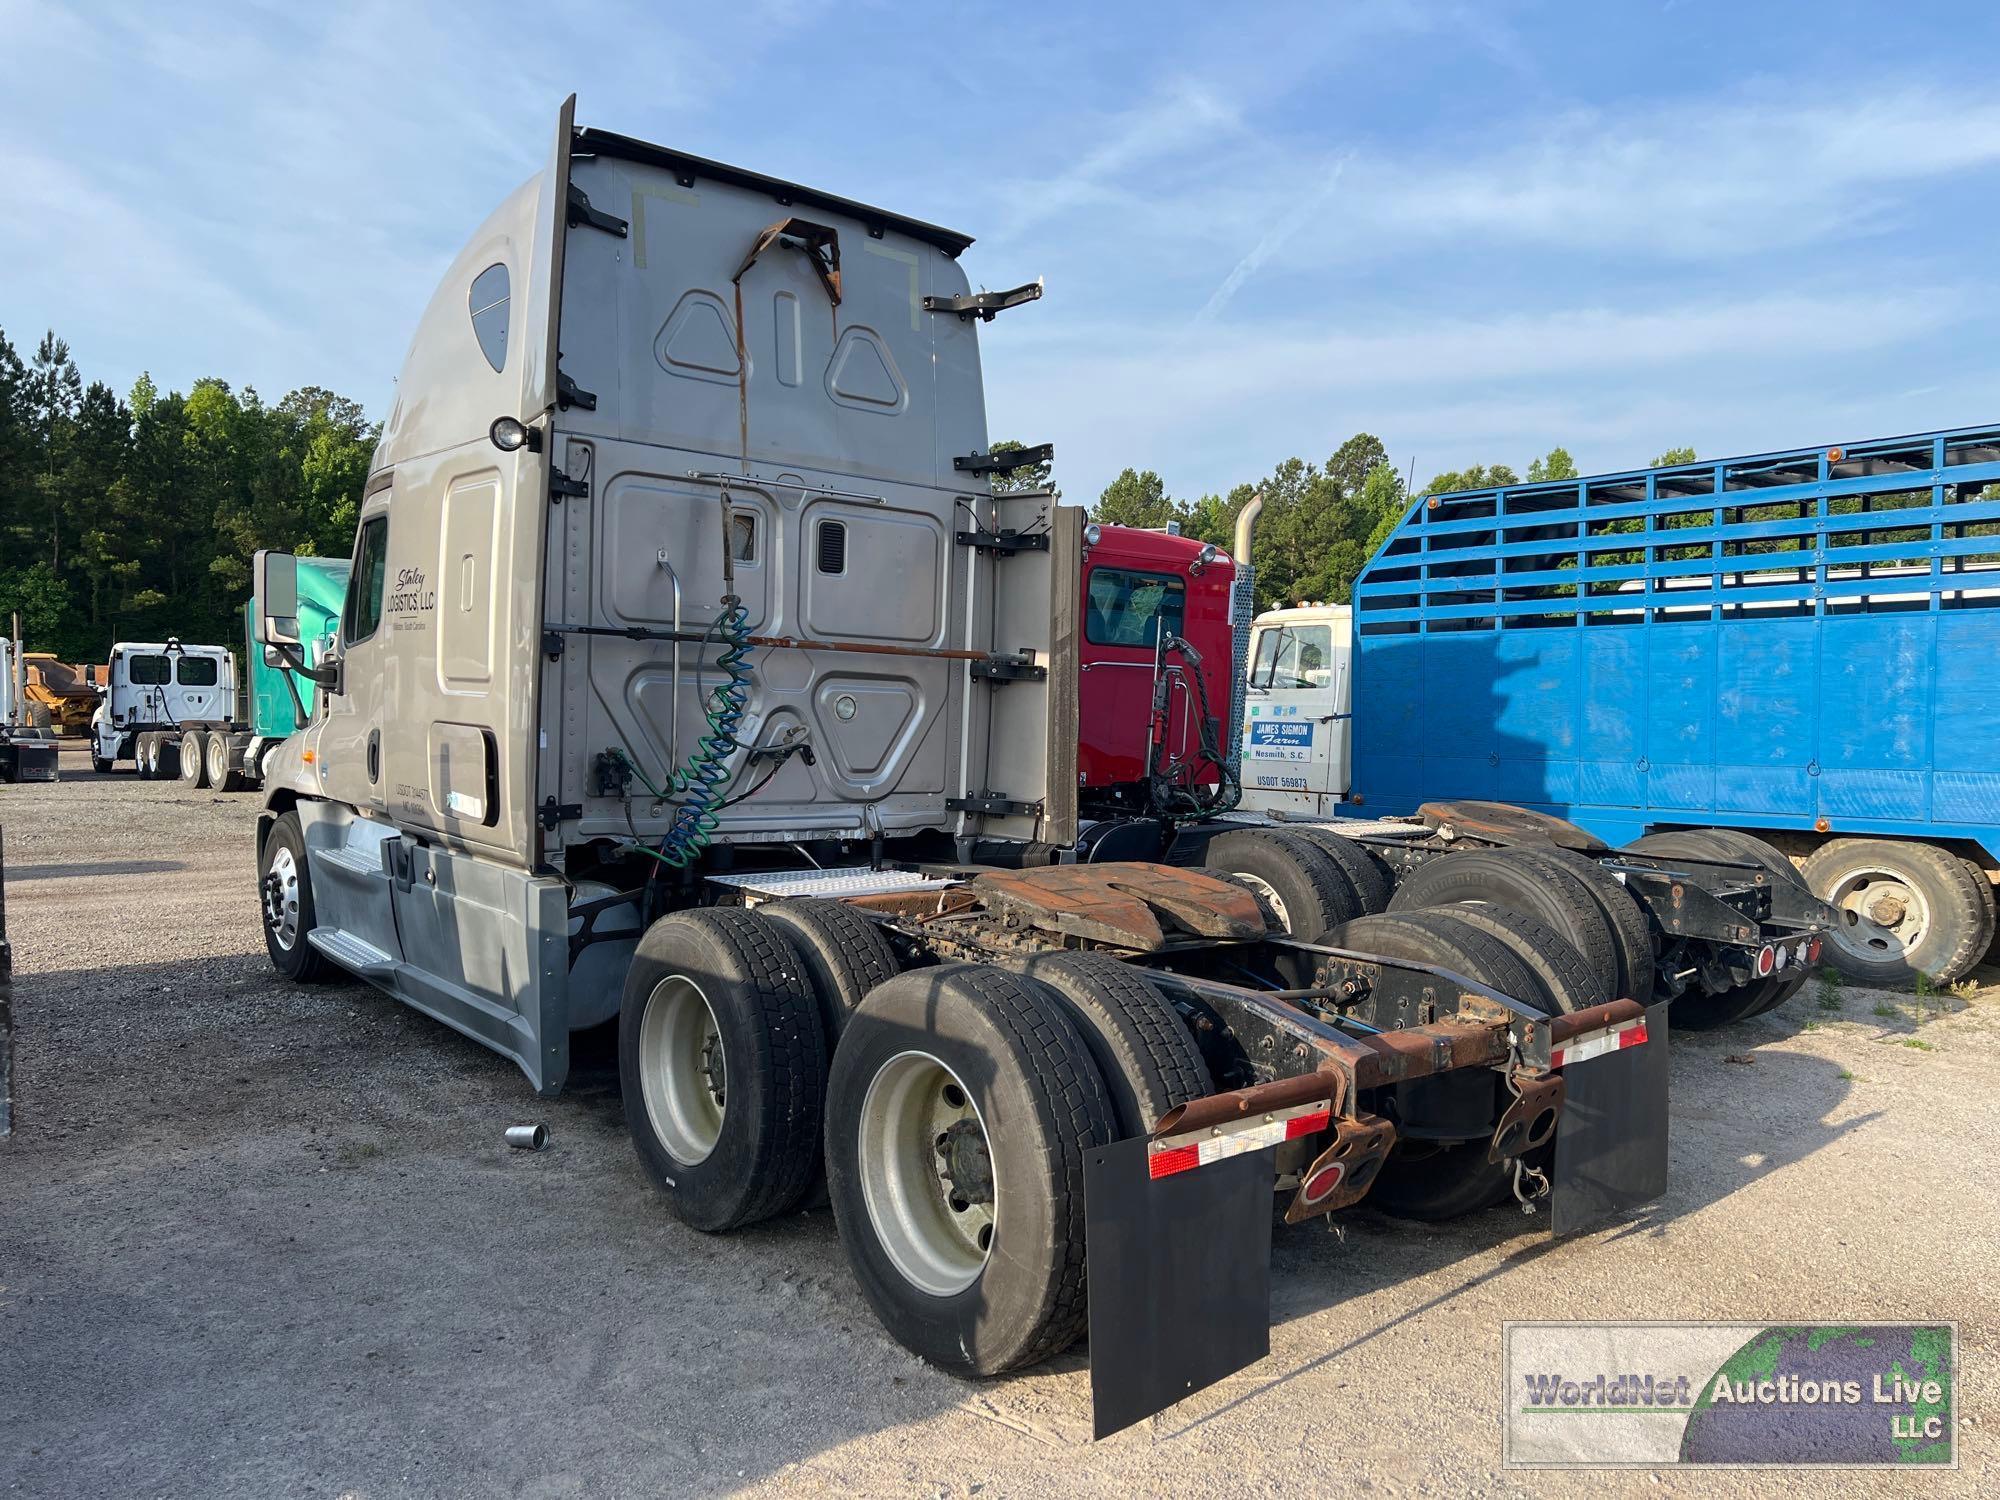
[2, 742, 1994, 1497]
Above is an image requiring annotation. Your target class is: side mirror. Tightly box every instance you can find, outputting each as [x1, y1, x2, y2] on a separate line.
[255, 550, 302, 649]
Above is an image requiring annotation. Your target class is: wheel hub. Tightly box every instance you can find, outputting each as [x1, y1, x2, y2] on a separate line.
[934, 1117, 993, 1209]
[637, 977, 727, 1166]
[262, 848, 300, 950]
[1830, 869, 1929, 957]
[858, 1052, 997, 1296]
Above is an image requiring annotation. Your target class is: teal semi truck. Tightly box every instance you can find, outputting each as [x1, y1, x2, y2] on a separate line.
[165, 556, 351, 790]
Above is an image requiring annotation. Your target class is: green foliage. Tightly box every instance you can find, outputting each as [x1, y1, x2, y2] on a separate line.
[984, 437, 1052, 493]
[1651, 446, 1698, 466]
[0, 325, 377, 660]
[1087, 434, 1413, 611]
[1092, 467, 1181, 530]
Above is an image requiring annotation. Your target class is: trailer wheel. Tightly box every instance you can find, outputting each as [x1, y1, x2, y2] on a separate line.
[1513, 846, 1655, 1005]
[619, 908, 828, 1233]
[1329, 912, 1554, 1219]
[1411, 903, 1598, 1014]
[826, 964, 1113, 1374]
[1015, 952, 1212, 1137]
[179, 730, 209, 787]
[1204, 828, 1361, 941]
[761, 898, 902, 1046]
[1287, 826, 1394, 914]
[259, 812, 333, 982]
[1385, 849, 1617, 1007]
[1801, 838, 1995, 987]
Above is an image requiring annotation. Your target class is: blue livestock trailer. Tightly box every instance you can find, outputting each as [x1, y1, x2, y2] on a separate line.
[1348, 425, 2000, 985]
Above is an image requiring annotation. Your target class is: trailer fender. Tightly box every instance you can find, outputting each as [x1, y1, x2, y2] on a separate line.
[1548, 999, 1670, 1235]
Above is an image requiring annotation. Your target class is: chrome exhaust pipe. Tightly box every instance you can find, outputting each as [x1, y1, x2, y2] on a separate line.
[1224, 492, 1264, 775]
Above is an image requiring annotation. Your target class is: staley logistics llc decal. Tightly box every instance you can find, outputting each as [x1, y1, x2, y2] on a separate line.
[388, 566, 435, 633]
[1504, 1323, 1956, 1468]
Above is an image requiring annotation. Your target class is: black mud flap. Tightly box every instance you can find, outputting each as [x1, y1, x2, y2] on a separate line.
[1083, 1135, 1275, 1440]
[1551, 999, 1671, 1235]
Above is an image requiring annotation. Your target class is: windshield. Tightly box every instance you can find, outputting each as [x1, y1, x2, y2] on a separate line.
[1251, 624, 1334, 689]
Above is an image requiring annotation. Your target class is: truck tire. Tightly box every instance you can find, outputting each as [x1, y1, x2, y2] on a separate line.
[1329, 913, 1553, 1220]
[826, 964, 1114, 1375]
[760, 898, 902, 1046]
[1801, 838, 1994, 987]
[1329, 910, 1549, 1019]
[619, 908, 828, 1233]
[179, 730, 209, 787]
[1015, 951, 1212, 1137]
[208, 732, 249, 792]
[1512, 846, 1655, 1006]
[259, 812, 333, 982]
[1628, 831, 1809, 1024]
[1287, 826, 1394, 914]
[135, 735, 155, 779]
[1204, 828, 1361, 942]
[1412, 903, 1598, 1015]
[1385, 849, 1617, 1007]
[89, 751, 111, 775]
[1194, 866, 1281, 929]
[155, 736, 180, 780]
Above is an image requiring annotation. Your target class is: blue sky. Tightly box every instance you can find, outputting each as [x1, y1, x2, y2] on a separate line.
[7, 0, 2000, 501]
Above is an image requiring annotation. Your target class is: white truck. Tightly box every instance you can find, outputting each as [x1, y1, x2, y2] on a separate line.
[88, 640, 237, 778]
[1239, 603, 1353, 818]
[243, 97, 1687, 1437]
[0, 634, 60, 784]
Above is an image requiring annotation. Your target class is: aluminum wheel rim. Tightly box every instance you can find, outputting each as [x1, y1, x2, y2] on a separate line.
[1827, 868, 1929, 961]
[638, 976, 726, 1166]
[1234, 871, 1290, 931]
[263, 845, 301, 951]
[181, 737, 202, 782]
[858, 1051, 995, 1297]
[208, 737, 227, 783]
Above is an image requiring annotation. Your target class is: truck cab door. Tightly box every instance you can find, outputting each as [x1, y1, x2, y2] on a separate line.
[1241, 619, 1343, 814]
[321, 502, 394, 815]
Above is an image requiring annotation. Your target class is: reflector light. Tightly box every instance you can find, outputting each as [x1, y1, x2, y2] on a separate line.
[1301, 1161, 1346, 1203]
[1755, 944, 1776, 977]
[1549, 1017, 1649, 1068]
[1808, 936, 1823, 963]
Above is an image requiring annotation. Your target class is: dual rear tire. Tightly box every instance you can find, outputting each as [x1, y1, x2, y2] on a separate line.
[619, 906, 1210, 1376]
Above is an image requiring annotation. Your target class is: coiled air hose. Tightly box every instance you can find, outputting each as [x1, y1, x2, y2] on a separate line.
[647, 596, 755, 869]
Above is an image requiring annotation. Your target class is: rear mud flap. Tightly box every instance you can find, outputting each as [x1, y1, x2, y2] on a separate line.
[1551, 999, 1671, 1235]
[1083, 1135, 1275, 1440]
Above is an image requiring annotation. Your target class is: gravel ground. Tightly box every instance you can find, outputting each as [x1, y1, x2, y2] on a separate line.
[2, 742, 1994, 1498]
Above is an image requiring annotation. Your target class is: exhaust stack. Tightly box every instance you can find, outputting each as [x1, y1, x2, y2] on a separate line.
[1224, 492, 1264, 776]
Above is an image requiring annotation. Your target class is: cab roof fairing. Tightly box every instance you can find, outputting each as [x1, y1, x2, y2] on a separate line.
[573, 128, 975, 258]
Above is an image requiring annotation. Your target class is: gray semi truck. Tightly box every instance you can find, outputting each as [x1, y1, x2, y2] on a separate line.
[248, 98, 1728, 1435]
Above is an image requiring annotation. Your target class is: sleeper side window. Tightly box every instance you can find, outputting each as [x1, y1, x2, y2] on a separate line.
[176, 655, 219, 686]
[344, 516, 391, 645]
[469, 264, 510, 372]
[128, 654, 171, 685]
